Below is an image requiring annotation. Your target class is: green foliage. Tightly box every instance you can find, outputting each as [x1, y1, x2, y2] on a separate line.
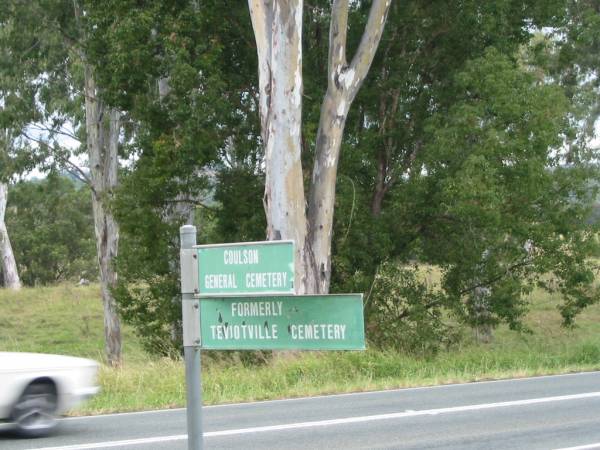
[6, 0, 598, 355]
[334, 1, 599, 345]
[213, 167, 266, 243]
[332, 0, 580, 301]
[554, 0, 600, 142]
[1, 0, 89, 148]
[6, 173, 96, 285]
[0, 6, 47, 181]
[110, 153, 193, 355]
[399, 49, 597, 331]
[331, 176, 394, 294]
[87, 1, 262, 355]
[366, 262, 459, 355]
[102, 1, 598, 353]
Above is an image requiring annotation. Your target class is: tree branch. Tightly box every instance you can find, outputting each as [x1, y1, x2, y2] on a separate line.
[347, 0, 392, 100]
[29, 124, 80, 142]
[458, 260, 532, 296]
[327, 0, 349, 90]
[165, 198, 216, 211]
[21, 131, 91, 186]
[247, 0, 272, 64]
[396, 298, 444, 321]
[247, 0, 273, 138]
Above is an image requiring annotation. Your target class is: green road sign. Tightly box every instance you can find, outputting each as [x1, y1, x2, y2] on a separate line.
[199, 294, 365, 350]
[196, 241, 294, 296]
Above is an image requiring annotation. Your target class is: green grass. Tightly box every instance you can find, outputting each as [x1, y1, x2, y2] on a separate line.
[1, 283, 600, 415]
[0, 284, 147, 362]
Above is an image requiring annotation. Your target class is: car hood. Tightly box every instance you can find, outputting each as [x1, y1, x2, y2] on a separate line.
[0, 352, 98, 371]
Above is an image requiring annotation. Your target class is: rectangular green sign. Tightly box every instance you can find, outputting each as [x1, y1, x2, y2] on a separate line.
[196, 241, 294, 296]
[199, 294, 365, 350]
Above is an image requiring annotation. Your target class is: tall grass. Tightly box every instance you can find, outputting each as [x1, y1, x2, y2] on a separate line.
[1, 283, 600, 415]
[0, 284, 146, 362]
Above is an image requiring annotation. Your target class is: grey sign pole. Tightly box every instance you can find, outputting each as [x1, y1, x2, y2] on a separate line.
[180, 225, 203, 450]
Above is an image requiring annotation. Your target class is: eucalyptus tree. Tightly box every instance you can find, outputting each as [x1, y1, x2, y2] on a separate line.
[42, 0, 598, 353]
[3, 0, 123, 365]
[551, 0, 600, 154]
[330, 0, 600, 344]
[0, 183, 20, 289]
[0, 138, 31, 290]
[0, 11, 42, 290]
[81, 0, 262, 354]
[0, 26, 17, 290]
[248, 0, 392, 294]
[334, 1, 569, 294]
[0, 108, 21, 291]
[0, 134, 22, 290]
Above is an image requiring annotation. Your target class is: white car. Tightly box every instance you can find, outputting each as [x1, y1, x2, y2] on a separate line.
[0, 352, 99, 437]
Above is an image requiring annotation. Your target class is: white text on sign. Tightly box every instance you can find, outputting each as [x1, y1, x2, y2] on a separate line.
[223, 249, 259, 265]
[204, 272, 288, 290]
[232, 301, 283, 317]
[207, 300, 349, 343]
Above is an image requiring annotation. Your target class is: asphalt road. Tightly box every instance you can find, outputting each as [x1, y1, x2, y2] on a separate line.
[2, 371, 600, 449]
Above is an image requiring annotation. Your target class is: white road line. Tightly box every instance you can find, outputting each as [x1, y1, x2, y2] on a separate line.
[555, 444, 600, 450]
[63, 370, 600, 421]
[26, 435, 188, 450]
[28, 391, 600, 450]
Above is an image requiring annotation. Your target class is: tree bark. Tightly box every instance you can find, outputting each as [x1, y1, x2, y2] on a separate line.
[371, 154, 388, 216]
[249, 0, 391, 294]
[0, 182, 21, 290]
[371, 87, 401, 216]
[307, 0, 392, 293]
[248, 0, 311, 293]
[84, 63, 122, 367]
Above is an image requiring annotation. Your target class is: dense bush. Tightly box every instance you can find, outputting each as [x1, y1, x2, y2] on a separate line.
[366, 262, 461, 355]
[6, 173, 97, 285]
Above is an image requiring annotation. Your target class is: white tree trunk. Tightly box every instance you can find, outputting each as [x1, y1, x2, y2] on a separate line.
[249, 0, 391, 293]
[248, 0, 311, 293]
[84, 64, 122, 367]
[0, 183, 21, 290]
[310, 0, 395, 293]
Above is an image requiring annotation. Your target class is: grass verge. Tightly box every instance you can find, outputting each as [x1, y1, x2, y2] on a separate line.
[1, 283, 600, 415]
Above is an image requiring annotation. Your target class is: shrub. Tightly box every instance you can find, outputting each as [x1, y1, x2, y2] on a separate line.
[366, 261, 459, 355]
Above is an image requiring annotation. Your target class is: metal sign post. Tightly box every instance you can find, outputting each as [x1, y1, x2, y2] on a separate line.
[180, 225, 202, 450]
[180, 231, 366, 449]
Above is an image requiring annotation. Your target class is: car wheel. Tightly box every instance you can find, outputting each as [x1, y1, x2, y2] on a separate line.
[11, 382, 58, 438]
